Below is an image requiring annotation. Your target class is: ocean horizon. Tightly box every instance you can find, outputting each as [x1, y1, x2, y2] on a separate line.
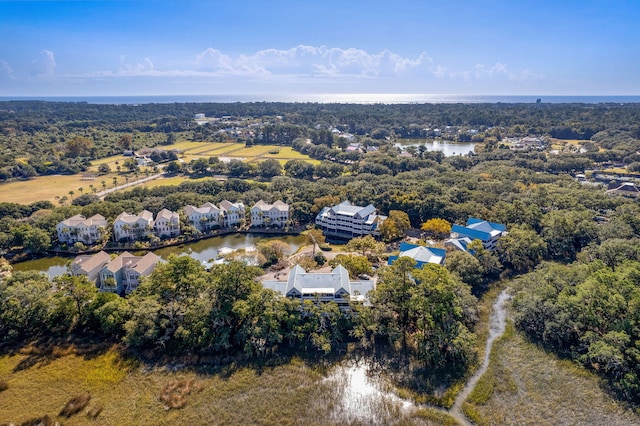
[1, 94, 640, 105]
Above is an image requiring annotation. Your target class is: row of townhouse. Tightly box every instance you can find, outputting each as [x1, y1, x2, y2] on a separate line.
[315, 200, 387, 239]
[57, 200, 290, 246]
[113, 208, 180, 242]
[184, 199, 290, 233]
[70, 250, 161, 294]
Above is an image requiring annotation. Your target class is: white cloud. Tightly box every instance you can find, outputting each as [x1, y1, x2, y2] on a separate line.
[31, 50, 56, 76]
[0, 60, 14, 80]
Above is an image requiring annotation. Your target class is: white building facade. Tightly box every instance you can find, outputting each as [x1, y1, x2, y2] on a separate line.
[56, 214, 108, 246]
[250, 200, 289, 227]
[315, 200, 386, 239]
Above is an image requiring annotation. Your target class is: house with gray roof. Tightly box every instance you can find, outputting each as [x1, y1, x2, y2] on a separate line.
[262, 264, 375, 309]
[250, 199, 289, 227]
[69, 250, 111, 283]
[220, 200, 246, 227]
[315, 200, 386, 239]
[184, 202, 221, 232]
[113, 210, 154, 242]
[56, 214, 108, 246]
[154, 208, 180, 238]
[99, 251, 161, 294]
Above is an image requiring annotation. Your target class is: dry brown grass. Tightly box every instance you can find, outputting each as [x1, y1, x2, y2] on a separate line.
[18, 415, 56, 426]
[158, 378, 203, 410]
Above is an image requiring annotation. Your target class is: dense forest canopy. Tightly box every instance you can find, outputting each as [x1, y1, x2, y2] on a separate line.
[2, 100, 640, 406]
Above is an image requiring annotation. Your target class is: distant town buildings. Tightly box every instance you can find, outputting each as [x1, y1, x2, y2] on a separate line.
[56, 214, 108, 246]
[315, 200, 386, 239]
[262, 264, 374, 309]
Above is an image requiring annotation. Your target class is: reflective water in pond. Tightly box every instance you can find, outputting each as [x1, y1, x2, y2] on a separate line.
[395, 139, 476, 156]
[12, 233, 306, 278]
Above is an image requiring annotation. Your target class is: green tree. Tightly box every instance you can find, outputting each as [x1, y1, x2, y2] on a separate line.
[496, 224, 547, 274]
[346, 234, 386, 259]
[379, 210, 411, 242]
[257, 158, 283, 179]
[329, 254, 373, 278]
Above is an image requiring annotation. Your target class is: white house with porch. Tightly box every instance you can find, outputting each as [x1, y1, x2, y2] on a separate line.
[56, 214, 108, 246]
[262, 264, 375, 309]
[113, 210, 154, 242]
[183, 202, 221, 232]
[250, 200, 289, 227]
[154, 208, 180, 238]
[220, 200, 245, 227]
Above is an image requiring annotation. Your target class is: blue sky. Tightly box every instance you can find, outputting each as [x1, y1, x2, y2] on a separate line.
[0, 0, 639, 96]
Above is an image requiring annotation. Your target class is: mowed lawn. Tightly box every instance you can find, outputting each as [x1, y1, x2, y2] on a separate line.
[1, 142, 318, 204]
[0, 173, 119, 205]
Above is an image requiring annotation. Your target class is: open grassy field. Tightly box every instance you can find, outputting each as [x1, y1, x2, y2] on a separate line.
[136, 175, 216, 190]
[0, 141, 318, 205]
[462, 323, 640, 426]
[0, 173, 120, 205]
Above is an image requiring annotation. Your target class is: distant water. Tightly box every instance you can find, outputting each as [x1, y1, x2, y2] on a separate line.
[1, 94, 639, 105]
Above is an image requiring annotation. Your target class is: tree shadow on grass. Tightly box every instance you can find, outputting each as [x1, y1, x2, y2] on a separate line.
[10, 335, 116, 373]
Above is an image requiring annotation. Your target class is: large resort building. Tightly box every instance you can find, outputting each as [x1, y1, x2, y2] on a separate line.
[262, 264, 375, 309]
[315, 200, 386, 239]
[447, 218, 507, 252]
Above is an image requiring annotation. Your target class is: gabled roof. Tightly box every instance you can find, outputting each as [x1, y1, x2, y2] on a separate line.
[388, 242, 446, 267]
[220, 200, 244, 211]
[115, 211, 154, 224]
[252, 199, 289, 213]
[445, 237, 473, 252]
[156, 208, 178, 221]
[71, 250, 111, 274]
[60, 214, 108, 227]
[452, 218, 506, 242]
[129, 252, 161, 274]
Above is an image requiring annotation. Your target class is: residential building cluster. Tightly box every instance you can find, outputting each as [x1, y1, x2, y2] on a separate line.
[57, 200, 290, 246]
[70, 250, 161, 295]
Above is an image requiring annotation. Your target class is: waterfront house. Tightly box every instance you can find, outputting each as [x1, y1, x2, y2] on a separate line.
[315, 200, 386, 239]
[99, 251, 161, 294]
[56, 214, 108, 246]
[154, 208, 180, 238]
[250, 200, 289, 227]
[113, 210, 154, 242]
[220, 200, 245, 227]
[69, 250, 111, 283]
[184, 202, 221, 232]
[262, 264, 375, 309]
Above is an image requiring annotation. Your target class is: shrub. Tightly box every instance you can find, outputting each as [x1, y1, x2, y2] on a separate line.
[159, 378, 202, 410]
[86, 405, 103, 419]
[20, 415, 55, 426]
[0, 380, 7, 392]
[59, 393, 91, 417]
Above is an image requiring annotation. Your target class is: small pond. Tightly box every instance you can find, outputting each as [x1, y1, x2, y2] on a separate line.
[12, 233, 306, 278]
[394, 139, 476, 156]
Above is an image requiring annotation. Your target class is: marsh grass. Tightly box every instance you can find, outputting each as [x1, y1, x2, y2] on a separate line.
[463, 322, 640, 425]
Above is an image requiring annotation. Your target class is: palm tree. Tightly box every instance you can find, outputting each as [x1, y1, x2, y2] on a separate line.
[78, 187, 84, 195]
[112, 177, 118, 189]
[88, 184, 94, 194]
[68, 190, 74, 200]
[101, 180, 107, 192]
